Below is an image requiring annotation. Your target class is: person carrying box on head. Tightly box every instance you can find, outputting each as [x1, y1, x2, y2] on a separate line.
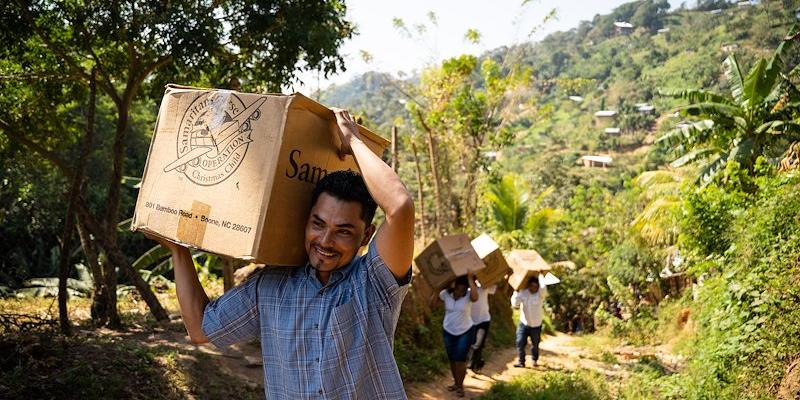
[148, 109, 415, 399]
[511, 273, 547, 368]
[467, 278, 497, 373]
[439, 272, 478, 398]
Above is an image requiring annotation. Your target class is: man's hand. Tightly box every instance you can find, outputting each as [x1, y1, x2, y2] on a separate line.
[331, 108, 361, 159]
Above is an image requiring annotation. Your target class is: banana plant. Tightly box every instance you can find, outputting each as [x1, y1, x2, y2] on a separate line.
[658, 27, 800, 184]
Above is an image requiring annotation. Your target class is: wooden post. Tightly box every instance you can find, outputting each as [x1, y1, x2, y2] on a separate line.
[223, 257, 235, 292]
[391, 126, 398, 171]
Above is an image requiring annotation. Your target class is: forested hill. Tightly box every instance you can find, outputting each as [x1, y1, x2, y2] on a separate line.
[320, 0, 790, 183]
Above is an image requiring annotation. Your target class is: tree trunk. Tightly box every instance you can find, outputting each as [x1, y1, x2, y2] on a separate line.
[57, 68, 99, 334]
[57, 224, 75, 335]
[100, 248, 121, 328]
[76, 219, 109, 326]
[410, 141, 427, 245]
[416, 109, 443, 236]
[98, 97, 130, 326]
[441, 144, 458, 230]
[223, 257, 235, 292]
[76, 203, 169, 322]
[105, 94, 131, 235]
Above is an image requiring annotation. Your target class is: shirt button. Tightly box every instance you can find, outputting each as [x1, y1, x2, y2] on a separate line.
[316, 357, 320, 362]
[318, 389, 323, 395]
[313, 323, 319, 329]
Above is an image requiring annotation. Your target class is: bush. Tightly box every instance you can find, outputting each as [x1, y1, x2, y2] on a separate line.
[666, 174, 800, 399]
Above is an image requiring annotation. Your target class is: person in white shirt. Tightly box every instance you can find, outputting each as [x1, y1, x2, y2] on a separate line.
[511, 273, 547, 368]
[467, 280, 497, 372]
[439, 272, 478, 397]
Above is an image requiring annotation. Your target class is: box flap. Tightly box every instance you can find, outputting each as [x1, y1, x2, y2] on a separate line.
[289, 92, 390, 153]
[471, 233, 500, 258]
[508, 249, 551, 272]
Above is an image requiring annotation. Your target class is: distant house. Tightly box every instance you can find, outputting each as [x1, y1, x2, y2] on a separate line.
[595, 110, 618, 128]
[636, 103, 656, 114]
[709, 9, 723, 15]
[737, 0, 753, 7]
[580, 155, 613, 168]
[613, 21, 634, 34]
[721, 43, 739, 53]
[483, 151, 499, 161]
[657, 27, 670, 34]
[604, 127, 621, 135]
[568, 95, 584, 103]
[594, 110, 617, 118]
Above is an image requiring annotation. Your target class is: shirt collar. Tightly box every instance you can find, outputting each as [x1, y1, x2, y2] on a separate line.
[303, 255, 358, 287]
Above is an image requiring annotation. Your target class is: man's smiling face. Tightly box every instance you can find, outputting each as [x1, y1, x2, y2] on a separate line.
[304, 192, 375, 273]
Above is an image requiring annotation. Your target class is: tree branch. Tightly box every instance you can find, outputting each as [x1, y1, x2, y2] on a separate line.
[16, 1, 122, 105]
[0, 118, 74, 177]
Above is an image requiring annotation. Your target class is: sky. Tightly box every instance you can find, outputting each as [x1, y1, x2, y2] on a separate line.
[288, 0, 682, 93]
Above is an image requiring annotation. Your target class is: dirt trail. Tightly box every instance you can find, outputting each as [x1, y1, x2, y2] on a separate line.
[92, 325, 265, 390]
[405, 332, 632, 400]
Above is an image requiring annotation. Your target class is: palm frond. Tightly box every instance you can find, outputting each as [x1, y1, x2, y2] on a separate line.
[657, 120, 714, 146]
[743, 58, 769, 107]
[632, 196, 681, 246]
[723, 54, 745, 105]
[131, 245, 171, 271]
[671, 147, 716, 168]
[659, 88, 734, 106]
[634, 170, 682, 191]
[679, 102, 741, 120]
[697, 155, 729, 185]
[730, 137, 754, 165]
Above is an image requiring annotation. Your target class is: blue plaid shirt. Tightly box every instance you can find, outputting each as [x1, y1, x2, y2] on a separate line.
[202, 240, 411, 399]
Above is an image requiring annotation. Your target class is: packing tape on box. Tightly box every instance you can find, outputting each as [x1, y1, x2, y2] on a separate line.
[449, 249, 475, 259]
[177, 200, 212, 247]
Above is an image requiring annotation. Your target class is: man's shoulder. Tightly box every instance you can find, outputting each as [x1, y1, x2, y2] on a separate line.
[246, 265, 304, 287]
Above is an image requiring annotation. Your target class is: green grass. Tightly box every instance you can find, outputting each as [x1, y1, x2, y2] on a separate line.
[480, 370, 612, 400]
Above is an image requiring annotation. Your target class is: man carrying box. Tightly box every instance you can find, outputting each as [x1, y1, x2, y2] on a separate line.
[467, 279, 496, 373]
[149, 109, 415, 399]
[511, 273, 547, 368]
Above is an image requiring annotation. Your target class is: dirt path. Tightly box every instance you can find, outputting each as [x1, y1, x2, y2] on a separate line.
[405, 332, 631, 400]
[91, 324, 266, 390]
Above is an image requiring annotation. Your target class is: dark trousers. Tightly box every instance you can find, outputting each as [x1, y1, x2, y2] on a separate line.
[468, 321, 490, 370]
[516, 323, 542, 365]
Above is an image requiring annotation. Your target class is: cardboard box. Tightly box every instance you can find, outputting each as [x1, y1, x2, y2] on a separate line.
[132, 85, 389, 266]
[414, 234, 485, 291]
[470, 234, 511, 286]
[507, 249, 551, 291]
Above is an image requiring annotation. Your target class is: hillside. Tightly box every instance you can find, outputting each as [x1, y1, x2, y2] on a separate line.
[321, 0, 792, 187]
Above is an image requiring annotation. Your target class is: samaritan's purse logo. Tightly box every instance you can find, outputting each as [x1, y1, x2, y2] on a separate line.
[163, 93, 265, 186]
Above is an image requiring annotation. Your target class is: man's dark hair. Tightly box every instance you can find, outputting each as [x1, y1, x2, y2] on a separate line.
[448, 275, 470, 293]
[311, 170, 377, 224]
[454, 275, 469, 287]
[528, 277, 540, 286]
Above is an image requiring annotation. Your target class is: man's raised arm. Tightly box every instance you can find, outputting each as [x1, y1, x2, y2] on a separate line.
[333, 109, 415, 279]
[148, 236, 210, 344]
